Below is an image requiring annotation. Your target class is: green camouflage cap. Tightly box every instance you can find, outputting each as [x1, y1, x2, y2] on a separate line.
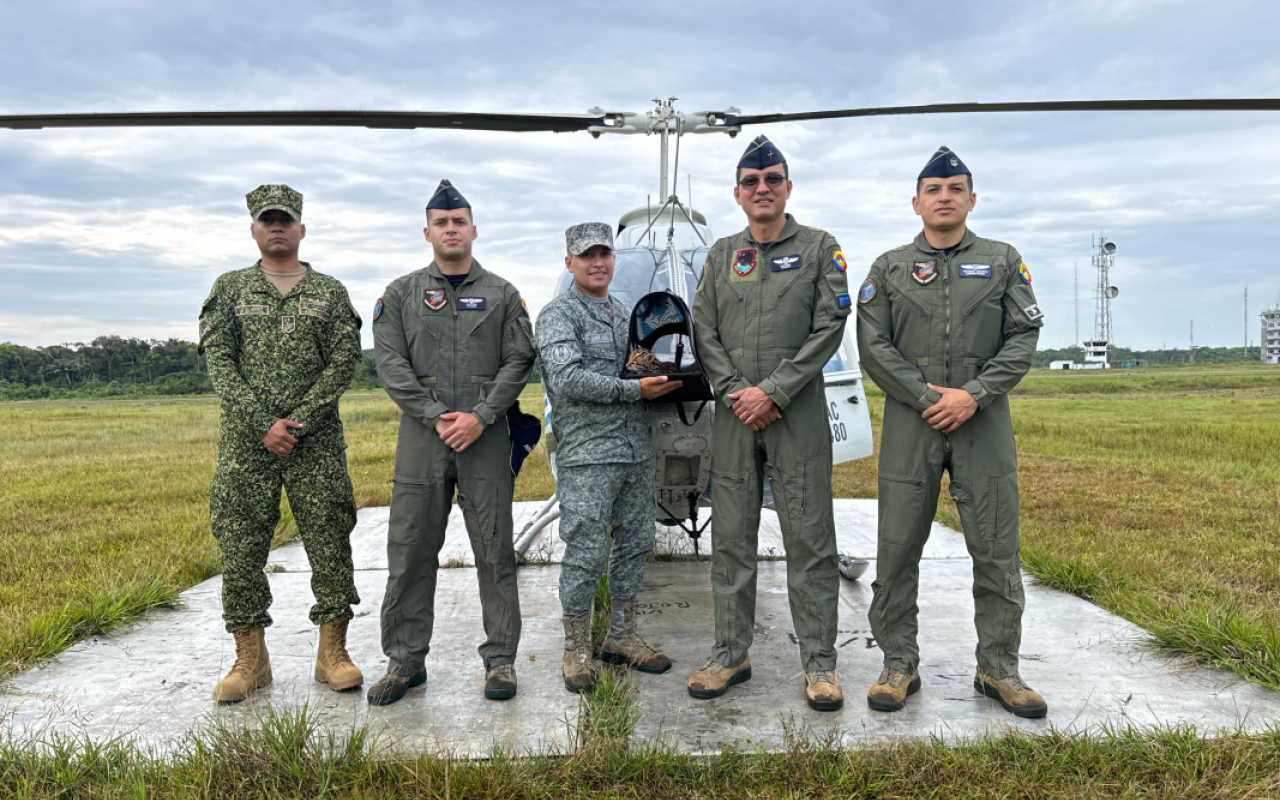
[565, 221, 613, 255]
[246, 184, 303, 220]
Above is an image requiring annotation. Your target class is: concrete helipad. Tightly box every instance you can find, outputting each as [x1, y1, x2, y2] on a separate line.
[4, 499, 1279, 757]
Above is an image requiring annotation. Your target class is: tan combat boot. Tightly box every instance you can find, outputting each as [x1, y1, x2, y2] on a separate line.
[805, 669, 843, 711]
[974, 669, 1048, 718]
[687, 657, 751, 699]
[213, 627, 272, 703]
[314, 616, 363, 691]
[867, 665, 920, 712]
[562, 610, 601, 694]
[600, 598, 672, 674]
[485, 663, 517, 700]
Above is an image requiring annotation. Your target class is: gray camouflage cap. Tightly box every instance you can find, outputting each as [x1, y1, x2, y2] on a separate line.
[565, 221, 613, 255]
[246, 184, 303, 220]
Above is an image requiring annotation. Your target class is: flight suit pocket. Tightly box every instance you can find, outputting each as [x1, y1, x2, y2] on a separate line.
[458, 483, 500, 564]
[766, 457, 808, 542]
[880, 471, 928, 549]
[988, 472, 1021, 560]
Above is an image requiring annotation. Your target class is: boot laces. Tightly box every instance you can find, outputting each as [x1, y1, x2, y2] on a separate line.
[1004, 674, 1029, 692]
[881, 667, 906, 688]
[229, 629, 257, 676]
[326, 619, 350, 662]
[810, 670, 835, 685]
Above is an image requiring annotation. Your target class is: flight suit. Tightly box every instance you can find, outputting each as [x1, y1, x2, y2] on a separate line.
[199, 262, 363, 632]
[692, 214, 852, 673]
[856, 228, 1042, 679]
[373, 260, 535, 675]
[535, 283, 656, 615]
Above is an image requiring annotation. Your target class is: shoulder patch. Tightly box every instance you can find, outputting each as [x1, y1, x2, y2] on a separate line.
[832, 251, 848, 272]
[545, 342, 575, 366]
[837, 293, 852, 308]
[1019, 263, 1032, 285]
[858, 278, 877, 304]
[1023, 303, 1043, 321]
[372, 298, 384, 321]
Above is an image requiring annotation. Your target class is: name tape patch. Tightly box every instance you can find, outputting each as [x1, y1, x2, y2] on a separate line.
[770, 254, 803, 272]
[958, 263, 992, 279]
[458, 296, 487, 311]
[234, 304, 271, 317]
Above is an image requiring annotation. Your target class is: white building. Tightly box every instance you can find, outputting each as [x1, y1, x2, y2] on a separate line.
[1263, 309, 1280, 365]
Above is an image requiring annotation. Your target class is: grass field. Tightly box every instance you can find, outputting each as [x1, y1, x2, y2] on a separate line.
[3, 368, 1280, 796]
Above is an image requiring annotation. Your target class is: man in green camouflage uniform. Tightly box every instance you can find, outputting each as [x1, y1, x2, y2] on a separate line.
[200, 184, 364, 703]
[535, 222, 682, 693]
[690, 136, 852, 711]
[856, 147, 1047, 718]
[369, 180, 535, 705]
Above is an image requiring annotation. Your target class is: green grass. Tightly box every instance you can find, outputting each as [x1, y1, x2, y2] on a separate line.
[5, 706, 1280, 798]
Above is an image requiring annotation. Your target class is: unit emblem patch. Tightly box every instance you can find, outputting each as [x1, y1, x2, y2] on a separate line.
[281, 315, 296, 333]
[770, 254, 802, 271]
[858, 279, 877, 304]
[458, 296, 487, 311]
[733, 248, 757, 276]
[545, 343, 575, 365]
[372, 298, 383, 321]
[1019, 263, 1032, 285]
[958, 263, 992, 278]
[912, 260, 938, 285]
[424, 289, 448, 311]
[1023, 303, 1044, 321]
[833, 251, 848, 272]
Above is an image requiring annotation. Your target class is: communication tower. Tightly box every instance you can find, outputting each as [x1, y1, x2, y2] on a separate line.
[1082, 235, 1118, 368]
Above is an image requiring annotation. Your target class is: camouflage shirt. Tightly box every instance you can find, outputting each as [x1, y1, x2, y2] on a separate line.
[535, 283, 650, 467]
[199, 262, 363, 439]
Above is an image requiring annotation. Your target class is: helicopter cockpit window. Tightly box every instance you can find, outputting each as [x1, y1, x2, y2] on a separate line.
[823, 332, 860, 374]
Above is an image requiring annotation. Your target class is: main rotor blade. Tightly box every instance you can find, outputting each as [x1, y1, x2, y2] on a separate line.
[727, 98, 1280, 126]
[0, 109, 607, 133]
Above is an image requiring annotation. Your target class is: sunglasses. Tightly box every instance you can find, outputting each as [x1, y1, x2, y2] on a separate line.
[738, 174, 787, 189]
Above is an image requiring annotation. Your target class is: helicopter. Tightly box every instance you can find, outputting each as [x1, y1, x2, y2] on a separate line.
[4, 96, 1277, 561]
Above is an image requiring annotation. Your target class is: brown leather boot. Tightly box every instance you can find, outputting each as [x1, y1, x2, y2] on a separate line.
[867, 666, 920, 712]
[213, 627, 272, 703]
[314, 616, 363, 691]
[974, 669, 1048, 718]
[599, 599, 672, 674]
[687, 657, 751, 699]
[805, 669, 843, 711]
[562, 610, 601, 694]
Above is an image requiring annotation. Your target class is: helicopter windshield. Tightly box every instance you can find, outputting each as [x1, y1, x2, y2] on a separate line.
[553, 246, 707, 311]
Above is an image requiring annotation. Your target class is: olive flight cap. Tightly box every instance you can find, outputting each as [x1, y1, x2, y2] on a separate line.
[246, 184, 303, 220]
[565, 221, 613, 255]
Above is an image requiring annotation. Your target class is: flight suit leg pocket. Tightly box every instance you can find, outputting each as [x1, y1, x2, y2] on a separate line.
[767, 457, 809, 544]
[990, 472, 1021, 561]
[879, 471, 927, 549]
[457, 482, 500, 566]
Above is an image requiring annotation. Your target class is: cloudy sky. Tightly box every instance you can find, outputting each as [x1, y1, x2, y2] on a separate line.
[1, 0, 1277, 351]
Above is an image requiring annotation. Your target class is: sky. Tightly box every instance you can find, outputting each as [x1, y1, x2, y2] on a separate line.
[1, 0, 1278, 352]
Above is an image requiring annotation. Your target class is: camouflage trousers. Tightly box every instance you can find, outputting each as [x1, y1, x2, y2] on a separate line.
[209, 425, 359, 633]
[557, 461, 656, 615]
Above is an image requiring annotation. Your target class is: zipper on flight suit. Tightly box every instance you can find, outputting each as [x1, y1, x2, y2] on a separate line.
[942, 249, 953, 457]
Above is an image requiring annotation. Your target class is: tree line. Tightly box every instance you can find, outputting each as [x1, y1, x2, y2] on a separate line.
[0, 335, 1257, 401]
[0, 337, 383, 400]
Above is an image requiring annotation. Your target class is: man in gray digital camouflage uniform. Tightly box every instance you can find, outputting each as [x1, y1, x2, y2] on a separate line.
[369, 180, 535, 705]
[199, 184, 364, 703]
[535, 222, 682, 693]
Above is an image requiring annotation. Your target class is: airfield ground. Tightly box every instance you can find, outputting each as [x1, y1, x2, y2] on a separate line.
[2, 366, 1280, 796]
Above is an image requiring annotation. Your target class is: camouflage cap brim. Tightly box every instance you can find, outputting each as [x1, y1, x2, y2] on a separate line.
[565, 221, 613, 255]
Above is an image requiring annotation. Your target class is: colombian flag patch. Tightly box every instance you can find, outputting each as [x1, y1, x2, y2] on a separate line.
[1019, 263, 1032, 285]
[832, 251, 848, 272]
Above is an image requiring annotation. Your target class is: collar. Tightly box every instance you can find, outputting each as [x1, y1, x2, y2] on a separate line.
[569, 282, 621, 326]
[744, 214, 801, 248]
[426, 258, 486, 286]
[914, 227, 977, 255]
[251, 259, 313, 297]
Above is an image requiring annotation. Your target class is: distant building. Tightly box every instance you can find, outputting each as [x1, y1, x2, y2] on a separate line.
[1049, 360, 1076, 370]
[1264, 309, 1280, 365]
[1082, 339, 1110, 369]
